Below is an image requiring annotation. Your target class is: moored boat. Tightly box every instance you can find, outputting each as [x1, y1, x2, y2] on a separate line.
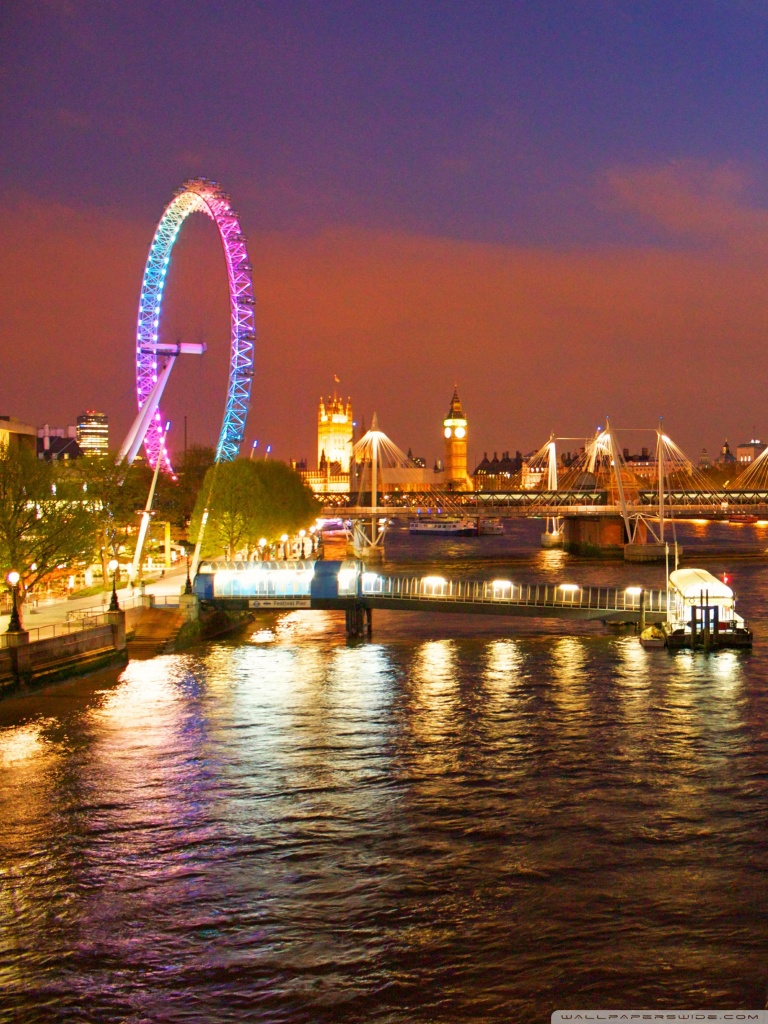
[408, 517, 477, 536]
[477, 517, 504, 535]
[639, 624, 666, 648]
[642, 567, 752, 650]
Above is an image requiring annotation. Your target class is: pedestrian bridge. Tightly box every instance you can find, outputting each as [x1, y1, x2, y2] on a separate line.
[321, 489, 768, 519]
[194, 560, 668, 636]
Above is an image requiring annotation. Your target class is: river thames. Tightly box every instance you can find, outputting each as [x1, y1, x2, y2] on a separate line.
[2, 521, 768, 1022]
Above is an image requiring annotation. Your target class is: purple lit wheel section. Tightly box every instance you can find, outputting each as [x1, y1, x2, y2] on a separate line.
[135, 178, 256, 469]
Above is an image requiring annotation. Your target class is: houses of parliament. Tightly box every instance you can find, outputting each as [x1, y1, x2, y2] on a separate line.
[300, 384, 472, 494]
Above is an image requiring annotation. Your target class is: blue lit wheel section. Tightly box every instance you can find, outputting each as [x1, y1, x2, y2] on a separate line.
[136, 177, 255, 468]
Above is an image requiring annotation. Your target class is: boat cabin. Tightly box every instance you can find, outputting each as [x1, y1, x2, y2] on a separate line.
[668, 568, 743, 630]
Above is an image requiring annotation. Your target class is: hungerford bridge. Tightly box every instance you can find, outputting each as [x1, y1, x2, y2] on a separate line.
[318, 417, 768, 561]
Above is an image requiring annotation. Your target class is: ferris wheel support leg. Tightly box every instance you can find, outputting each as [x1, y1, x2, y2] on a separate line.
[116, 356, 177, 467]
[190, 460, 221, 580]
[131, 421, 170, 581]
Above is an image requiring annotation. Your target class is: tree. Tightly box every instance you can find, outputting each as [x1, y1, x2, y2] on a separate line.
[0, 444, 99, 597]
[154, 445, 215, 530]
[76, 454, 153, 579]
[189, 459, 321, 559]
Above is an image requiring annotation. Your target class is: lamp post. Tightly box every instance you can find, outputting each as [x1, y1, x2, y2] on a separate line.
[298, 529, 306, 558]
[280, 534, 289, 560]
[108, 558, 120, 611]
[6, 571, 22, 632]
[185, 551, 192, 595]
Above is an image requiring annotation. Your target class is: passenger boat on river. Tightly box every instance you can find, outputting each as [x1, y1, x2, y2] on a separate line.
[408, 516, 477, 536]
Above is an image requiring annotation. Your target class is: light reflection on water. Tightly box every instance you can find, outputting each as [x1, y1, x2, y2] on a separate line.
[2, 547, 768, 1021]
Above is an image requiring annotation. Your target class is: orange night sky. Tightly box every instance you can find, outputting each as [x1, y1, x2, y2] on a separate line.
[3, 4, 768, 466]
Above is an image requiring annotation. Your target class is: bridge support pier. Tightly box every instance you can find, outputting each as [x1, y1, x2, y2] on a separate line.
[347, 520, 386, 564]
[541, 530, 563, 549]
[541, 516, 563, 548]
[562, 515, 627, 556]
[345, 603, 371, 640]
[347, 540, 385, 564]
[624, 542, 668, 563]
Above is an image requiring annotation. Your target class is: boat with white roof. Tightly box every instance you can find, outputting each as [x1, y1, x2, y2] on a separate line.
[640, 567, 752, 649]
[408, 516, 477, 536]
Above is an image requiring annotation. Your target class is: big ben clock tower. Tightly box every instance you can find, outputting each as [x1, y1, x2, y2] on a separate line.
[443, 387, 470, 490]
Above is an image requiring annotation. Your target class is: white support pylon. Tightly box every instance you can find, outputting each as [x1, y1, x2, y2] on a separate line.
[546, 433, 561, 537]
[605, 417, 632, 542]
[116, 341, 205, 469]
[657, 418, 665, 544]
[116, 356, 177, 467]
[131, 419, 171, 580]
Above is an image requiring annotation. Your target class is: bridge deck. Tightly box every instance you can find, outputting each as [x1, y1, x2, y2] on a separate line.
[321, 489, 768, 519]
[352, 577, 668, 623]
[226, 575, 669, 624]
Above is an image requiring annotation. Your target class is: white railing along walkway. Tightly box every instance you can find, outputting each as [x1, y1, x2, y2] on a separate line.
[358, 575, 668, 616]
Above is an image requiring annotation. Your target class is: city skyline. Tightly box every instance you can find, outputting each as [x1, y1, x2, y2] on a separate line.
[4, 3, 768, 461]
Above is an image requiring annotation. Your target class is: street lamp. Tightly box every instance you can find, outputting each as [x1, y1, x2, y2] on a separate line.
[280, 533, 289, 560]
[299, 528, 306, 558]
[108, 558, 120, 611]
[249, 439, 259, 460]
[6, 570, 22, 632]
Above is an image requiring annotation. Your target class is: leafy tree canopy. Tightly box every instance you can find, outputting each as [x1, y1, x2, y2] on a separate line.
[154, 445, 215, 530]
[189, 459, 321, 559]
[0, 444, 100, 593]
[74, 454, 154, 575]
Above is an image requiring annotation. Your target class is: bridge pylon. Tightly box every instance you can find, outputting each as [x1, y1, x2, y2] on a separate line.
[347, 518, 387, 563]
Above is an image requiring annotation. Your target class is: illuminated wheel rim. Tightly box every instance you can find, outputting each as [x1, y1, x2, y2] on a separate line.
[135, 177, 255, 469]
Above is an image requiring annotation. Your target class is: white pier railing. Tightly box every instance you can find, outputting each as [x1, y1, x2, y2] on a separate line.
[357, 574, 668, 616]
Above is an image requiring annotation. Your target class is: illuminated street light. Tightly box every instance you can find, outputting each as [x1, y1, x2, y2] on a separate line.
[6, 570, 22, 632]
[108, 558, 120, 611]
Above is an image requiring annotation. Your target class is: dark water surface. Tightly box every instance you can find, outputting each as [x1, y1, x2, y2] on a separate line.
[2, 523, 768, 1022]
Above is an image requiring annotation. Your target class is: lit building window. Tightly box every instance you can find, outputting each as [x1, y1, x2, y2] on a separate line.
[76, 411, 109, 456]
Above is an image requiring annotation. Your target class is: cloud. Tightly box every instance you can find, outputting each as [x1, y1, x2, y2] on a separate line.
[604, 160, 768, 252]
[1, 180, 767, 466]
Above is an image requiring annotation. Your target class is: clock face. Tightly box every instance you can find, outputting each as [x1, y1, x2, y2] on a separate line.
[444, 427, 452, 438]
[454, 426, 466, 439]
